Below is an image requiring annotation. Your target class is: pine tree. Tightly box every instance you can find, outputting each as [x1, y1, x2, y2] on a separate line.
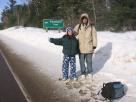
[108, 0, 136, 31]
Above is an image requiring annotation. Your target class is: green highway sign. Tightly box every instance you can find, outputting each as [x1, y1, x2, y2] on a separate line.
[43, 19, 64, 28]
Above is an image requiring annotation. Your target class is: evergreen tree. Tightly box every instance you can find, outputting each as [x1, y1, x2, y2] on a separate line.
[108, 0, 136, 31]
[1, 0, 135, 31]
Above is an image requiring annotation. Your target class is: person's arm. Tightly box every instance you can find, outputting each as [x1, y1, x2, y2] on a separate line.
[74, 24, 80, 36]
[92, 26, 97, 49]
[49, 37, 63, 46]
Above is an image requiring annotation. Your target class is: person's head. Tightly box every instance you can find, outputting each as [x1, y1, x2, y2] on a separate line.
[82, 16, 88, 24]
[66, 27, 74, 36]
[80, 13, 89, 25]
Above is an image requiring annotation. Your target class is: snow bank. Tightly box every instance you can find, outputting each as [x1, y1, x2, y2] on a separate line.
[0, 27, 136, 101]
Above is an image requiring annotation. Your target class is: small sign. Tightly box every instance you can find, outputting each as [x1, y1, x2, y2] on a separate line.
[43, 19, 64, 28]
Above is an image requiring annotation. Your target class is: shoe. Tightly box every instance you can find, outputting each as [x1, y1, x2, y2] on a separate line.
[86, 74, 93, 79]
[73, 78, 77, 81]
[62, 78, 66, 81]
[88, 74, 92, 77]
[59, 77, 68, 81]
[79, 75, 85, 80]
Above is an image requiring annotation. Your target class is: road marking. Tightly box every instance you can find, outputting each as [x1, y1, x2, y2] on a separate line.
[0, 50, 33, 102]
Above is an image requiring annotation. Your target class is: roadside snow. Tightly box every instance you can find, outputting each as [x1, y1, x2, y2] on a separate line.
[0, 27, 136, 102]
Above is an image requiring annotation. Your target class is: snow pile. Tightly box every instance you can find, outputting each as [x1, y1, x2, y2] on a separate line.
[0, 27, 136, 102]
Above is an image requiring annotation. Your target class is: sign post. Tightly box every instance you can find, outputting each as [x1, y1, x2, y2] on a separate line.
[43, 19, 64, 32]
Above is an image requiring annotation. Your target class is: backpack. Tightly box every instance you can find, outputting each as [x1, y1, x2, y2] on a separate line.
[98, 81, 125, 101]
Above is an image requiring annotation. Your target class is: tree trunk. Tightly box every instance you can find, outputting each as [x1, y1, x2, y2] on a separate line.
[91, 0, 96, 25]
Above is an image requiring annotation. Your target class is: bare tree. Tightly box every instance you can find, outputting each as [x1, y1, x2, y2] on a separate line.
[105, 0, 111, 11]
[91, 0, 96, 25]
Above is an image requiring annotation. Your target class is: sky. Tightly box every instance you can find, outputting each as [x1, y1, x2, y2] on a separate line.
[0, 0, 27, 23]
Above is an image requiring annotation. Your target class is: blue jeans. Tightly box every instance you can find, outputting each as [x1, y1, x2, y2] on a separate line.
[79, 53, 93, 75]
[62, 55, 76, 79]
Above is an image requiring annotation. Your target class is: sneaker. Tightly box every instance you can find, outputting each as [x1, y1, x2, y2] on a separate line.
[79, 75, 85, 80]
[62, 78, 68, 81]
[87, 74, 92, 77]
[73, 78, 77, 81]
[59, 77, 68, 81]
[86, 74, 93, 79]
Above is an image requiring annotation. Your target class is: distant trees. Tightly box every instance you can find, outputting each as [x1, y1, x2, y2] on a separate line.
[107, 0, 136, 31]
[0, 23, 3, 30]
[1, 0, 16, 28]
[0, 0, 136, 31]
[57, 0, 94, 27]
[1, 0, 29, 28]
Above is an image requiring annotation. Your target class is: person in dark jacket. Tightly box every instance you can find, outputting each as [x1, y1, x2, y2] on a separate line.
[49, 27, 79, 81]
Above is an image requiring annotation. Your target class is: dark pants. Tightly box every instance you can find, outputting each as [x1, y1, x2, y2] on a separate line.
[79, 53, 93, 75]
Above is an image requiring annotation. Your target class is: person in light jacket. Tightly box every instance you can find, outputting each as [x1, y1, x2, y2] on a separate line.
[74, 13, 97, 79]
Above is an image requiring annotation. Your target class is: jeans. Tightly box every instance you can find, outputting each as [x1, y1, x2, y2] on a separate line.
[79, 53, 93, 75]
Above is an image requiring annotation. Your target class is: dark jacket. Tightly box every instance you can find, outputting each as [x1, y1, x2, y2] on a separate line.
[50, 35, 79, 56]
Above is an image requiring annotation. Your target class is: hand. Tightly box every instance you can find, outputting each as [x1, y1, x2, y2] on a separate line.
[93, 46, 96, 49]
[48, 38, 53, 43]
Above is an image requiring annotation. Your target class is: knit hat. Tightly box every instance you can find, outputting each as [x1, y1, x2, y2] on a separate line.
[66, 27, 74, 33]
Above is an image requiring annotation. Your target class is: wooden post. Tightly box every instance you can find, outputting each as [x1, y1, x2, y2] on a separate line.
[58, 28, 61, 33]
[46, 28, 48, 32]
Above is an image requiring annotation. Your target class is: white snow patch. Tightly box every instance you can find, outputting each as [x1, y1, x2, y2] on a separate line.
[0, 27, 136, 101]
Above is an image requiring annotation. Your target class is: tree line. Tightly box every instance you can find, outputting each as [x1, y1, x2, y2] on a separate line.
[0, 0, 136, 31]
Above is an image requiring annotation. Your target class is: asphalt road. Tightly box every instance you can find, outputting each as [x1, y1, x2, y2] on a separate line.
[0, 51, 28, 102]
[0, 41, 72, 102]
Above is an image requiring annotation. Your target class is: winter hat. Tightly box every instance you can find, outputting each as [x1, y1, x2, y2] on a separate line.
[66, 27, 74, 34]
